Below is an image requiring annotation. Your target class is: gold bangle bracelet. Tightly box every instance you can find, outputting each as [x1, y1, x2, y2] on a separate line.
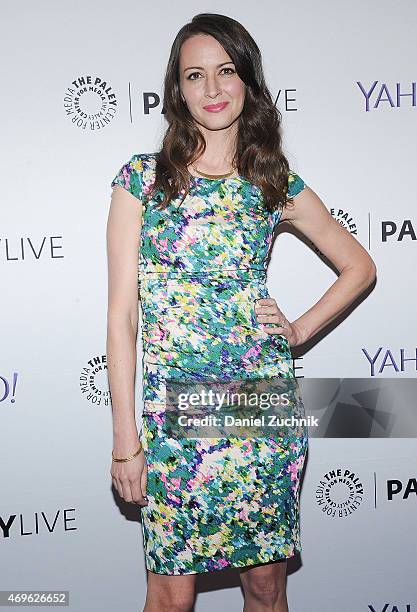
[112, 441, 143, 463]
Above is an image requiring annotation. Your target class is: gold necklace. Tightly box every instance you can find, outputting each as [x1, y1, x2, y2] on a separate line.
[191, 163, 236, 180]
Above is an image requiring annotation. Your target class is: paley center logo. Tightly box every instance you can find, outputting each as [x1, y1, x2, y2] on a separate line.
[315, 467, 364, 518]
[381, 218, 416, 243]
[79, 354, 111, 406]
[387, 477, 417, 502]
[63, 75, 117, 130]
[330, 208, 358, 235]
[140, 86, 301, 117]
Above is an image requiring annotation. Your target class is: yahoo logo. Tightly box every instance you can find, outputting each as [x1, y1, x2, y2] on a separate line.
[368, 605, 413, 612]
[362, 347, 417, 376]
[0, 372, 18, 404]
[357, 80, 416, 111]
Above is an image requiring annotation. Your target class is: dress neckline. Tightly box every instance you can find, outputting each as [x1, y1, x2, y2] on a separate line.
[188, 172, 247, 184]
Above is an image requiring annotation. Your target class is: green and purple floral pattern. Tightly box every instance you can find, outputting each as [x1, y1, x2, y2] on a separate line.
[111, 153, 308, 575]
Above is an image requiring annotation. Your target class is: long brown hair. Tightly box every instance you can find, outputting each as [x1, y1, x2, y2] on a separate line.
[147, 12, 293, 214]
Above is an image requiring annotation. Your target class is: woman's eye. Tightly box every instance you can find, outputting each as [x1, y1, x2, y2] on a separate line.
[187, 67, 236, 80]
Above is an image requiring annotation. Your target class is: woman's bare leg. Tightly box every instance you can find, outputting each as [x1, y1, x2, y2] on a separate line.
[143, 570, 197, 612]
[239, 560, 289, 612]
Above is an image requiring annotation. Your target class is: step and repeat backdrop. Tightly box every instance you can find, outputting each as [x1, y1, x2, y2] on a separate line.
[1, 0, 416, 610]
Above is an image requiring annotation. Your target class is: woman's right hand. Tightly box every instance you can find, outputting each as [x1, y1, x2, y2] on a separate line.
[110, 446, 149, 506]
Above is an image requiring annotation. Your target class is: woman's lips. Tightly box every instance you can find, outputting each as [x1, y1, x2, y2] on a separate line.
[203, 102, 229, 112]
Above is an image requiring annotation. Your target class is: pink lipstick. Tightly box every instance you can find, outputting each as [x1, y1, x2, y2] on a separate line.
[203, 102, 229, 112]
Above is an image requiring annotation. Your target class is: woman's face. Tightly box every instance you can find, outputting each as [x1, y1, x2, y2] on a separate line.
[179, 34, 245, 132]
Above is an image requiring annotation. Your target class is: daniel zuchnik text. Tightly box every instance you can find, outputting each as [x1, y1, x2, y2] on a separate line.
[176, 414, 318, 428]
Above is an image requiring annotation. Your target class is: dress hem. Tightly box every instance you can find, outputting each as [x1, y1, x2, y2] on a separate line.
[144, 548, 302, 576]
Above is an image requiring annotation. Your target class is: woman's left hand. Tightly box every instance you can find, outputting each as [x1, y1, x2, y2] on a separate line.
[254, 298, 304, 347]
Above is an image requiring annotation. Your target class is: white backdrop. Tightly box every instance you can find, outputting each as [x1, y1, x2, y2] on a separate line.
[1, 0, 416, 610]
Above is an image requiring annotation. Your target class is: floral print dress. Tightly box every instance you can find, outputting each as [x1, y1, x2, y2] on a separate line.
[110, 153, 308, 575]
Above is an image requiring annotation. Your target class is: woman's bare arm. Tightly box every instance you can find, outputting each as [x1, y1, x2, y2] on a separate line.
[106, 184, 143, 456]
[255, 186, 376, 346]
[276, 186, 377, 346]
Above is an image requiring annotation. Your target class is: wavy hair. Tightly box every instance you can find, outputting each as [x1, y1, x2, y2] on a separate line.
[147, 12, 294, 214]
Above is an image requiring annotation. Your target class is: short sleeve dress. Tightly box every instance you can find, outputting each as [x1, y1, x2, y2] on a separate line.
[110, 153, 308, 575]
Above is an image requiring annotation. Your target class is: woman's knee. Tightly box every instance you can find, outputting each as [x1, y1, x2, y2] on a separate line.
[157, 594, 195, 612]
[240, 562, 286, 606]
[145, 572, 196, 612]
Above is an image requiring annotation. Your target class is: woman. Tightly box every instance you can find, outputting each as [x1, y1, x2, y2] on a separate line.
[107, 13, 376, 612]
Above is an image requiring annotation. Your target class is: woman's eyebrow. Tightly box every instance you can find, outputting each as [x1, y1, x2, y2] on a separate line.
[183, 61, 234, 73]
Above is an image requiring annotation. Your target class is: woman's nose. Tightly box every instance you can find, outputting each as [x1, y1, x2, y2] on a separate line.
[204, 76, 221, 98]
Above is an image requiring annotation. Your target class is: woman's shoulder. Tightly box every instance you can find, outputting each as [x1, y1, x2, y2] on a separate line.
[287, 170, 306, 199]
[110, 152, 157, 199]
[123, 152, 158, 174]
